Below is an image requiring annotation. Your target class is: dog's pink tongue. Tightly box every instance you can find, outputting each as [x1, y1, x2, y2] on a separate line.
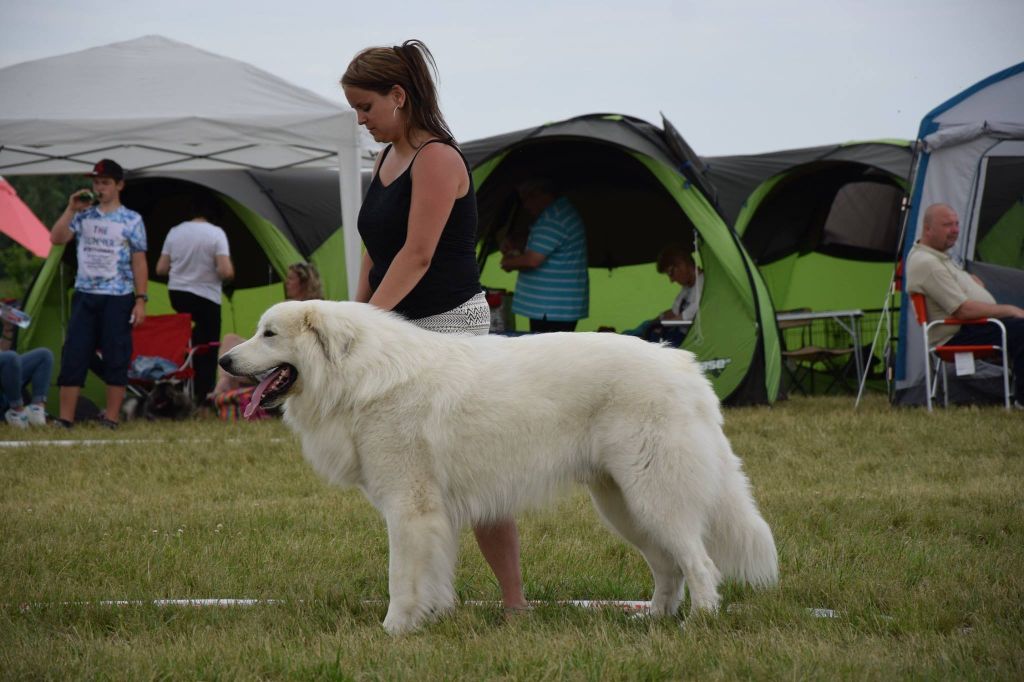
[244, 370, 279, 419]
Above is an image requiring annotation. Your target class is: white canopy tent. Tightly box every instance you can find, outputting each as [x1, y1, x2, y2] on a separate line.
[0, 35, 365, 297]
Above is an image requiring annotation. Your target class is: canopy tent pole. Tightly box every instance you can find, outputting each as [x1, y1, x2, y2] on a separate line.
[854, 142, 922, 408]
[338, 116, 363, 300]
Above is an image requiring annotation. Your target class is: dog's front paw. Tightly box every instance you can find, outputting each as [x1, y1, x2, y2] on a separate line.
[382, 618, 414, 635]
[688, 593, 721, 616]
[382, 603, 422, 635]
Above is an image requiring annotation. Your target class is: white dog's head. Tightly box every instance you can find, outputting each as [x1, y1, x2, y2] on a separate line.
[221, 299, 455, 419]
[219, 300, 361, 416]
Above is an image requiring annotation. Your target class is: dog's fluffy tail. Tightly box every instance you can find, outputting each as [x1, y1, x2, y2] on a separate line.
[704, 450, 779, 589]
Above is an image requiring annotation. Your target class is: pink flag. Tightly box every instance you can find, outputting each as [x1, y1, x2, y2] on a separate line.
[0, 178, 51, 258]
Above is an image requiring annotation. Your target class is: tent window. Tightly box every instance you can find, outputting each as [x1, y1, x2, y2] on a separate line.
[974, 156, 1024, 272]
[820, 181, 903, 256]
[743, 162, 903, 263]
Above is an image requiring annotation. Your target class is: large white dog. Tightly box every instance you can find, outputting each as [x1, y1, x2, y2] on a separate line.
[220, 300, 778, 634]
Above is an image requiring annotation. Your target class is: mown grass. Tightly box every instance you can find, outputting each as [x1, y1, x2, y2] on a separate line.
[1, 396, 1022, 680]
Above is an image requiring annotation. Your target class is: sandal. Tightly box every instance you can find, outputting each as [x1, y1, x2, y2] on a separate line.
[95, 415, 119, 430]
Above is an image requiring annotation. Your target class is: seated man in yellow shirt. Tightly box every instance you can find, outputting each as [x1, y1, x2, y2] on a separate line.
[905, 203, 1024, 406]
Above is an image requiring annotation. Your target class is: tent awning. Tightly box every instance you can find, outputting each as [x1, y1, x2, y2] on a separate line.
[923, 121, 1024, 152]
[0, 35, 364, 174]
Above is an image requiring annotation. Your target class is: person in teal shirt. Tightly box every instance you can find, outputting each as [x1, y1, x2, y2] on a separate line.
[500, 179, 589, 332]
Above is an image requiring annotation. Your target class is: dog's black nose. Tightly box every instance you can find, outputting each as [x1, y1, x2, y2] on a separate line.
[218, 355, 234, 373]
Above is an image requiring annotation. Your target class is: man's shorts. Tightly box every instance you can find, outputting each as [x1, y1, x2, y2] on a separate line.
[57, 292, 135, 387]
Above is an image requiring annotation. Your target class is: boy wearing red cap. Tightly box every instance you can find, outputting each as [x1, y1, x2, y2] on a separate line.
[50, 159, 148, 428]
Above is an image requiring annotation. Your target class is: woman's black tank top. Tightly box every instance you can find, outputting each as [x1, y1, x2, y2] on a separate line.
[357, 140, 481, 319]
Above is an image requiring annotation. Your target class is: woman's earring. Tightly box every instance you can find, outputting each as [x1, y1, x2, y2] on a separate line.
[393, 105, 400, 118]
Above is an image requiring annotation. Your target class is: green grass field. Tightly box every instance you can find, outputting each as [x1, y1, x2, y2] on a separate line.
[2, 396, 1022, 680]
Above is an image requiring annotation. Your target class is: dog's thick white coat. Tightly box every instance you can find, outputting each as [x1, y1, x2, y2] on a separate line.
[223, 300, 778, 633]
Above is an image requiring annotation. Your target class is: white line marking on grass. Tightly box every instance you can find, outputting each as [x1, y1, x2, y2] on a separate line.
[18, 598, 646, 611]
[0, 438, 290, 448]
[15, 598, 842, 618]
[16, 598, 282, 612]
[807, 608, 841, 618]
[116, 598, 284, 607]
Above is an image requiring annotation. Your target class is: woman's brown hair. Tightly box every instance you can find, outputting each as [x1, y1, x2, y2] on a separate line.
[287, 262, 323, 301]
[341, 39, 454, 144]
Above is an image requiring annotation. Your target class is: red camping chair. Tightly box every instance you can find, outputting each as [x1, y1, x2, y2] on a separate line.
[909, 293, 1011, 410]
[129, 313, 219, 404]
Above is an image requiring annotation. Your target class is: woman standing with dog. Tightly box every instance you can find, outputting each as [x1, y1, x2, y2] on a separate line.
[342, 41, 528, 613]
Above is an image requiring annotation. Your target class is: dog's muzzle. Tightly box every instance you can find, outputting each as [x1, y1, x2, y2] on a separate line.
[245, 364, 298, 417]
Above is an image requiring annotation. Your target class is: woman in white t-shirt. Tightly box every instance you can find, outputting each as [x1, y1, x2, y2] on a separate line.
[156, 195, 234, 401]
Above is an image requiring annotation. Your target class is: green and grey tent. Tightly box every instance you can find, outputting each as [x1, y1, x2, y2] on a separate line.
[703, 141, 913, 313]
[462, 114, 781, 405]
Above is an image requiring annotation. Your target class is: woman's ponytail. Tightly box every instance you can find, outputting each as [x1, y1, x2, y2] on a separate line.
[342, 39, 454, 143]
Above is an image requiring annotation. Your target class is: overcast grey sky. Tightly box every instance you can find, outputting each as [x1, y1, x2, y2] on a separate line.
[1, 0, 1021, 155]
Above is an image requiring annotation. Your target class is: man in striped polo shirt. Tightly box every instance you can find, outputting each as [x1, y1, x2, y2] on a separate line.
[500, 179, 589, 332]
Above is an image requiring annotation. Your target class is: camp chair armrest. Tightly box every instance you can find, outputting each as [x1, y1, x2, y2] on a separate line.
[925, 317, 1006, 334]
[191, 341, 220, 354]
[939, 317, 1000, 326]
[183, 342, 220, 367]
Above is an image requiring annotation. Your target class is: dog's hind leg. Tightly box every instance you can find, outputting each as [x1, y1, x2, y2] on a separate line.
[607, 433, 724, 616]
[637, 497, 722, 615]
[664, 533, 721, 616]
[382, 506, 459, 635]
[587, 475, 686, 617]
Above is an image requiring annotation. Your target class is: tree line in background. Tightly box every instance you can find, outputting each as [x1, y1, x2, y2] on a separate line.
[1, 175, 82, 300]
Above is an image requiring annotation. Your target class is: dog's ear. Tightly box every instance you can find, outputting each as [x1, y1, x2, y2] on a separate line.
[300, 303, 356, 365]
[302, 307, 335, 363]
[299, 305, 356, 364]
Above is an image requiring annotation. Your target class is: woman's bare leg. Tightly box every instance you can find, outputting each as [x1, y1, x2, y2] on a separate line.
[473, 519, 528, 609]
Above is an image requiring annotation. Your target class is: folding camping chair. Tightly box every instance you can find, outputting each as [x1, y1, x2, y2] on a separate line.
[778, 309, 857, 395]
[909, 293, 1011, 410]
[127, 313, 219, 406]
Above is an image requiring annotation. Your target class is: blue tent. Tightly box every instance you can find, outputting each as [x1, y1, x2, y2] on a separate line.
[894, 61, 1024, 405]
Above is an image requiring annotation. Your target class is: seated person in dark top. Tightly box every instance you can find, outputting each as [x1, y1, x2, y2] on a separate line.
[626, 244, 703, 345]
